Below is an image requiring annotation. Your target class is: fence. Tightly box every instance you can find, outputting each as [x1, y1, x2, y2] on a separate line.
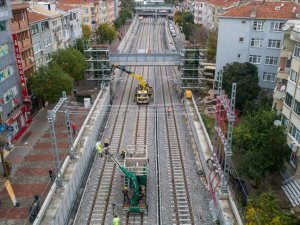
[34, 87, 111, 225]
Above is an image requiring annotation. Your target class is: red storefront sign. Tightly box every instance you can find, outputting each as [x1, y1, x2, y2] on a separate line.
[12, 34, 31, 103]
[6, 104, 26, 125]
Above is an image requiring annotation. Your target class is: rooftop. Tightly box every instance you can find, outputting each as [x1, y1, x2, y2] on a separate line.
[58, 0, 94, 4]
[221, 1, 300, 19]
[209, 0, 239, 8]
[27, 10, 50, 23]
[56, 3, 76, 11]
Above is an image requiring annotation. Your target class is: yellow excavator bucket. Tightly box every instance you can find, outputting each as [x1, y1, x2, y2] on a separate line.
[185, 90, 192, 99]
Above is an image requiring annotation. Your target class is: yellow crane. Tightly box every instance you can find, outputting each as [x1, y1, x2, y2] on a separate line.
[111, 64, 153, 104]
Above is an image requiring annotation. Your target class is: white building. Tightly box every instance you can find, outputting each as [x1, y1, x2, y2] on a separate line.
[194, 0, 239, 29]
[215, 1, 300, 91]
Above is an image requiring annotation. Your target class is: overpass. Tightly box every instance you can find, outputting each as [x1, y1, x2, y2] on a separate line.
[135, 3, 175, 15]
[109, 53, 181, 66]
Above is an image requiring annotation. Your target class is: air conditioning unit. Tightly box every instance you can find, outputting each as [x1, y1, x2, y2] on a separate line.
[291, 142, 299, 153]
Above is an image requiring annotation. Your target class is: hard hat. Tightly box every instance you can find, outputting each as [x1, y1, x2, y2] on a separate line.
[124, 186, 128, 190]
[104, 138, 109, 143]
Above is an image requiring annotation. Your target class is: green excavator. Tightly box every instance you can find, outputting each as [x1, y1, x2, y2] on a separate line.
[105, 147, 147, 213]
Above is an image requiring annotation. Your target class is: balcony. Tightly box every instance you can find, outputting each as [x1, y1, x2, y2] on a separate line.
[277, 70, 290, 80]
[11, 1, 29, 11]
[273, 83, 287, 100]
[19, 39, 31, 52]
[280, 48, 292, 58]
[290, 30, 300, 43]
[10, 20, 29, 33]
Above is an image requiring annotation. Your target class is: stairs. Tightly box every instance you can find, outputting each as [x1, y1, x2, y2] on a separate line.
[282, 179, 300, 207]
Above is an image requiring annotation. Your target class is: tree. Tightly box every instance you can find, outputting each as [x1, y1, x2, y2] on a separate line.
[174, 11, 182, 25]
[233, 110, 289, 187]
[96, 23, 117, 44]
[246, 192, 300, 225]
[74, 38, 84, 53]
[82, 24, 91, 40]
[0, 135, 8, 177]
[114, 8, 132, 30]
[28, 63, 73, 104]
[51, 48, 86, 81]
[188, 24, 207, 46]
[207, 30, 217, 62]
[222, 62, 261, 114]
[120, 0, 134, 12]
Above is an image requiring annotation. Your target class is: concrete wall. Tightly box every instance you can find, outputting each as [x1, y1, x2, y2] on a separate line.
[35, 87, 111, 225]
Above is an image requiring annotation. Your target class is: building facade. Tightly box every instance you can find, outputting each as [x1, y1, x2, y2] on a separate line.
[194, 0, 239, 29]
[279, 20, 300, 178]
[216, 1, 300, 91]
[0, 0, 32, 141]
[28, 11, 53, 69]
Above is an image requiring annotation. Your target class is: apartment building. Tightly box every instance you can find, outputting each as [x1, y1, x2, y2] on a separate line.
[279, 20, 300, 178]
[56, 3, 82, 46]
[59, 0, 99, 29]
[28, 11, 53, 69]
[215, 1, 300, 91]
[0, 0, 32, 141]
[106, 0, 115, 22]
[194, 0, 239, 29]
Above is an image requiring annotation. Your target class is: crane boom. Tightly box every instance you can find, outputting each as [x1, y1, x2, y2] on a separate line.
[112, 64, 147, 89]
[105, 150, 140, 205]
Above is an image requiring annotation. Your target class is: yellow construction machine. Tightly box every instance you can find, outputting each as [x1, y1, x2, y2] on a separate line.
[111, 64, 153, 104]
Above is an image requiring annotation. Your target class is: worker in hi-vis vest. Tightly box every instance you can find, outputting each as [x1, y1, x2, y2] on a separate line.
[96, 142, 102, 157]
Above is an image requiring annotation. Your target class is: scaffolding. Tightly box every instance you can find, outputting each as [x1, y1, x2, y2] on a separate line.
[83, 40, 111, 87]
[179, 48, 215, 97]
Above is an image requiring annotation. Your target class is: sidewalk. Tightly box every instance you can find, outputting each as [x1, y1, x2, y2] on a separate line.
[0, 100, 89, 225]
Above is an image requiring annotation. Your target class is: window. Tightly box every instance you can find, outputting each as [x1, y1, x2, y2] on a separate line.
[0, 43, 8, 58]
[265, 56, 278, 65]
[44, 37, 51, 47]
[249, 55, 261, 64]
[82, 8, 88, 14]
[294, 100, 300, 116]
[267, 39, 281, 49]
[52, 20, 57, 26]
[33, 42, 42, 53]
[239, 37, 244, 43]
[0, 0, 6, 7]
[294, 44, 300, 59]
[262, 72, 275, 82]
[45, 53, 51, 62]
[253, 21, 264, 31]
[41, 21, 49, 31]
[83, 17, 89, 23]
[250, 38, 263, 48]
[285, 92, 293, 107]
[242, 20, 246, 24]
[30, 24, 39, 35]
[290, 69, 298, 82]
[0, 21, 6, 32]
[270, 22, 284, 32]
[91, 7, 95, 14]
[286, 58, 292, 68]
[237, 53, 241, 59]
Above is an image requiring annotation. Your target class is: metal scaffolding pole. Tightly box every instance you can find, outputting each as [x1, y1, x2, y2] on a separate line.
[47, 91, 68, 187]
[63, 92, 74, 159]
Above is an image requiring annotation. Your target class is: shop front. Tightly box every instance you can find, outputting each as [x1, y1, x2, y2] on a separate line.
[6, 104, 31, 141]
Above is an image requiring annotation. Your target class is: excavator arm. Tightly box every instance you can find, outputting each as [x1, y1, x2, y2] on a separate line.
[111, 64, 147, 90]
[105, 150, 140, 205]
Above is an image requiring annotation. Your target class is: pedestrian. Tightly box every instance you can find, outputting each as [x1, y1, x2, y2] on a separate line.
[122, 186, 129, 203]
[104, 139, 110, 149]
[73, 88, 77, 96]
[167, 107, 172, 117]
[71, 123, 77, 136]
[113, 215, 120, 225]
[48, 169, 54, 183]
[120, 148, 126, 158]
[118, 35, 121, 41]
[96, 141, 103, 157]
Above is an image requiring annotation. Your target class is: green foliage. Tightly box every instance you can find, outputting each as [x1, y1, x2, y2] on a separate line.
[96, 22, 117, 44]
[82, 24, 91, 40]
[187, 24, 207, 45]
[207, 30, 217, 62]
[114, 8, 132, 30]
[74, 38, 84, 53]
[28, 63, 73, 104]
[222, 62, 260, 114]
[246, 192, 300, 225]
[180, 12, 194, 39]
[201, 114, 214, 140]
[51, 48, 86, 81]
[233, 110, 289, 187]
[120, 0, 134, 12]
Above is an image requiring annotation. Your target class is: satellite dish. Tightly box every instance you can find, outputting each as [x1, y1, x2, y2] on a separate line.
[274, 120, 281, 126]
